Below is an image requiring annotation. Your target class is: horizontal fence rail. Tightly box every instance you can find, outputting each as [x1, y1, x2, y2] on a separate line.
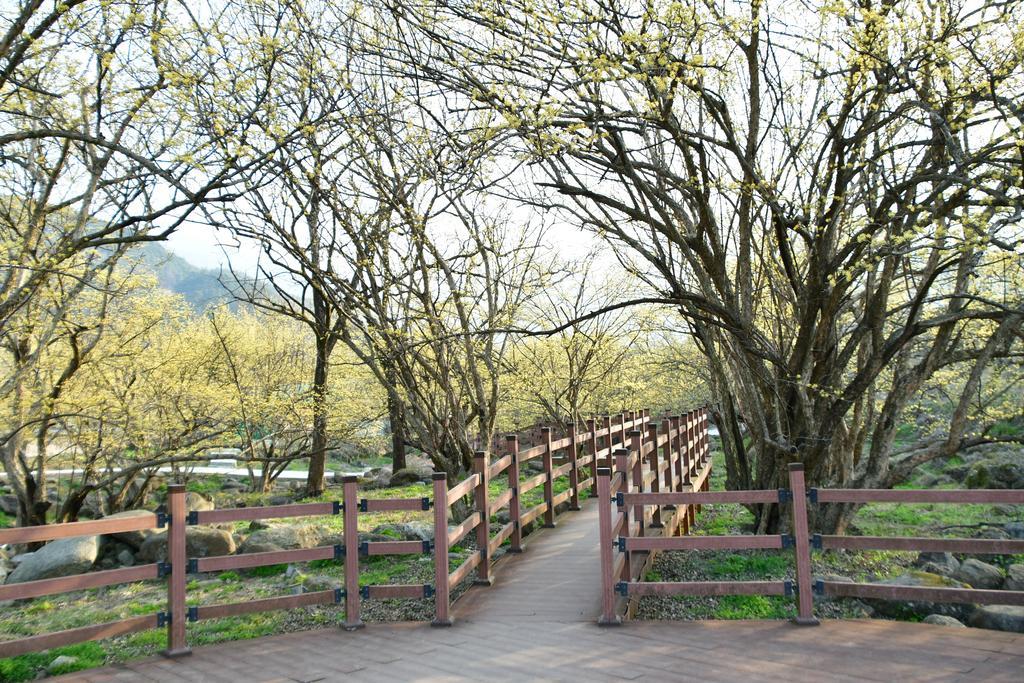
[0, 408, 658, 660]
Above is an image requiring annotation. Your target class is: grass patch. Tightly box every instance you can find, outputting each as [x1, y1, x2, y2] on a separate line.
[0, 643, 106, 682]
[714, 595, 793, 620]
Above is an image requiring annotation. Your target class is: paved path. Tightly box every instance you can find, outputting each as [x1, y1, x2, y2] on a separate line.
[59, 500, 1024, 682]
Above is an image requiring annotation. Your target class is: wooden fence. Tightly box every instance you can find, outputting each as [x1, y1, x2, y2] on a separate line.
[599, 459, 1024, 624]
[0, 410, 654, 659]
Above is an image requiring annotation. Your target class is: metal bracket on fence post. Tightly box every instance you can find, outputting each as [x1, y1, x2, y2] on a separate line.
[781, 534, 796, 549]
[358, 499, 368, 513]
[813, 579, 824, 595]
[421, 497, 431, 511]
[422, 540, 433, 553]
[332, 501, 342, 515]
[334, 544, 345, 560]
[155, 507, 168, 528]
[334, 588, 346, 603]
[807, 488, 818, 504]
[616, 536, 627, 552]
[158, 562, 172, 578]
[423, 584, 435, 599]
[615, 491, 624, 507]
[784, 580, 794, 597]
[811, 534, 822, 550]
[359, 541, 369, 557]
[156, 612, 171, 628]
[185, 511, 199, 525]
[359, 586, 370, 599]
[614, 581, 629, 596]
[777, 488, 793, 503]
[186, 606, 198, 623]
[185, 559, 198, 574]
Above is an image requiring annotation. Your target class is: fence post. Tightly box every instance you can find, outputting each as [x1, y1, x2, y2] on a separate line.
[602, 415, 612, 462]
[586, 418, 598, 497]
[619, 412, 628, 448]
[164, 484, 190, 658]
[540, 428, 555, 527]
[614, 447, 631, 581]
[431, 473, 451, 626]
[671, 414, 684, 493]
[567, 421, 581, 511]
[628, 430, 644, 536]
[507, 435, 523, 553]
[647, 422, 662, 528]
[788, 463, 819, 626]
[341, 475, 364, 630]
[596, 467, 620, 625]
[473, 451, 493, 584]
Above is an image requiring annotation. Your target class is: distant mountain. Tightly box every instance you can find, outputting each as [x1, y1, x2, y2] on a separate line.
[135, 243, 231, 310]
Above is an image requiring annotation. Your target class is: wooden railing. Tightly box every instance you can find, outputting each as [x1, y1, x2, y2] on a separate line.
[0, 409, 655, 658]
[596, 407, 713, 623]
[600, 457, 1024, 624]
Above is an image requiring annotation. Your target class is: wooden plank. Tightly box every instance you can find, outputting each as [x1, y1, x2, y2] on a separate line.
[0, 514, 158, 546]
[623, 535, 785, 552]
[447, 512, 481, 548]
[194, 502, 335, 525]
[578, 476, 595, 491]
[815, 488, 1024, 504]
[360, 497, 428, 513]
[625, 487, 766, 507]
[552, 489, 572, 507]
[520, 502, 549, 527]
[519, 444, 547, 461]
[488, 454, 512, 479]
[195, 590, 337, 620]
[365, 584, 428, 600]
[196, 545, 337, 572]
[552, 462, 573, 478]
[520, 471, 547, 494]
[822, 582, 1024, 606]
[0, 614, 157, 659]
[624, 581, 787, 597]
[488, 522, 515, 555]
[0, 563, 160, 602]
[489, 488, 513, 515]
[820, 536, 1024, 554]
[549, 436, 572, 451]
[448, 550, 483, 587]
[364, 540, 427, 555]
[446, 474, 480, 505]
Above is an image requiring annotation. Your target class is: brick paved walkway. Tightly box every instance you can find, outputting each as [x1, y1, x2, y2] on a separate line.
[59, 500, 1024, 682]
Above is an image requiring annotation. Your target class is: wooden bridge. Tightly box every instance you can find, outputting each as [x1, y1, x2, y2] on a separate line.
[2, 408, 1022, 680]
[57, 499, 1023, 681]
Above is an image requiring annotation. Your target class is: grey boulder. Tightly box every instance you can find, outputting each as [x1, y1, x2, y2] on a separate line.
[5, 535, 99, 584]
[968, 605, 1024, 633]
[954, 559, 1004, 590]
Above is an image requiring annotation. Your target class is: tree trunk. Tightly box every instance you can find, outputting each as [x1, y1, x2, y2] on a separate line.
[385, 364, 407, 471]
[306, 331, 330, 496]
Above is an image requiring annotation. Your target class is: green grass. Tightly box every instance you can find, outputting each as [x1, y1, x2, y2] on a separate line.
[0, 643, 105, 681]
[185, 475, 223, 497]
[714, 595, 793, 620]
[0, 510, 13, 528]
[707, 553, 791, 579]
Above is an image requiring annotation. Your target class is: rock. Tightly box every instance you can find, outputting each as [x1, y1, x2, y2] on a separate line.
[866, 571, 973, 620]
[221, 479, 247, 491]
[495, 509, 511, 525]
[914, 552, 960, 577]
[965, 460, 1024, 490]
[303, 574, 342, 592]
[268, 495, 293, 506]
[526, 460, 544, 473]
[968, 605, 1024, 633]
[359, 468, 392, 490]
[46, 655, 78, 674]
[388, 469, 423, 487]
[5, 535, 99, 584]
[954, 558, 1004, 589]
[370, 522, 434, 543]
[0, 494, 18, 516]
[922, 614, 965, 627]
[248, 520, 271, 531]
[117, 549, 136, 567]
[238, 524, 320, 554]
[10, 552, 33, 566]
[1004, 564, 1024, 591]
[137, 527, 235, 562]
[103, 510, 160, 549]
[185, 492, 215, 512]
[1005, 522, 1024, 539]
